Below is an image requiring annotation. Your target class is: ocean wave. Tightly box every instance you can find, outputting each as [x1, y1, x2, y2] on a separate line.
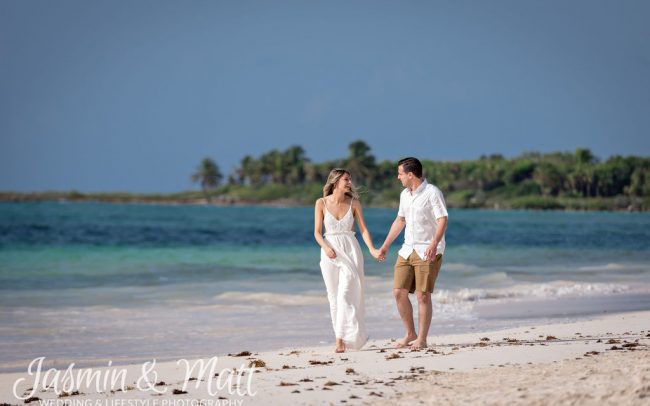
[214, 291, 327, 306]
[212, 279, 647, 312]
[433, 280, 640, 304]
[473, 271, 511, 284]
[441, 263, 484, 273]
[576, 263, 646, 272]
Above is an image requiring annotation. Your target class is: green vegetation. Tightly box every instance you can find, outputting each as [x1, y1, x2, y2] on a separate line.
[191, 157, 222, 203]
[2, 142, 649, 211]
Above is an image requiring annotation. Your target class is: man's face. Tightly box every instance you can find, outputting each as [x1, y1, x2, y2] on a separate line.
[397, 165, 410, 188]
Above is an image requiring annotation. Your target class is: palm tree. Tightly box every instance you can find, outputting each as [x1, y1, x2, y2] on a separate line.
[238, 155, 263, 185]
[575, 148, 598, 165]
[345, 140, 377, 187]
[260, 149, 285, 184]
[191, 157, 222, 203]
[283, 145, 309, 185]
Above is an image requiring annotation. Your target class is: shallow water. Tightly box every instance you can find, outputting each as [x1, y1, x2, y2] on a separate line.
[1, 202, 649, 371]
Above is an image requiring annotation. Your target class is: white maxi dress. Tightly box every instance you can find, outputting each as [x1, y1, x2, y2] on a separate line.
[319, 199, 368, 350]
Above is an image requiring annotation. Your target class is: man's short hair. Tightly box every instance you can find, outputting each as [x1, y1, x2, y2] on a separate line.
[398, 157, 423, 178]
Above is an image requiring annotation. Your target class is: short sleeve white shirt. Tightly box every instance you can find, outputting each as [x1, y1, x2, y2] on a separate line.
[397, 179, 448, 260]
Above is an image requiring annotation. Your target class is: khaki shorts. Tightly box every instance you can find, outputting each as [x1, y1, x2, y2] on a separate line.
[394, 251, 443, 294]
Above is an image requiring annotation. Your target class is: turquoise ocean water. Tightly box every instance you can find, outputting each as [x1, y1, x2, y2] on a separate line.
[1, 201, 649, 372]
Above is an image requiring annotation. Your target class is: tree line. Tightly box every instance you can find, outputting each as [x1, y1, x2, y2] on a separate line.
[191, 140, 649, 209]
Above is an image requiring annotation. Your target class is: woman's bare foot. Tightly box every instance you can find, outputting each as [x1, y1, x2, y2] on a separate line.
[410, 339, 428, 351]
[335, 338, 346, 353]
[395, 333, 417, 348]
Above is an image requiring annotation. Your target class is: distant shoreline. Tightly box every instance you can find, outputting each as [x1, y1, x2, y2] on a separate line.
[4, 148, 649, 212]
[1, 191, 647, 211]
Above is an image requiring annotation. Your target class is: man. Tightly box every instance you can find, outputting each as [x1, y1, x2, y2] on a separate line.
[379, 157, 449, 350]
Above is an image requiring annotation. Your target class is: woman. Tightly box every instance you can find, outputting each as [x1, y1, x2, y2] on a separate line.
[313, 168, 382, 353]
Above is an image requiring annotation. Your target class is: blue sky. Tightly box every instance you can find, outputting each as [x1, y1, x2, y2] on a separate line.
[1, 0, 649, 193]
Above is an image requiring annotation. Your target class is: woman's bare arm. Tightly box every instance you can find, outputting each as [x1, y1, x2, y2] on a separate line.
[353, 199, 381, 259]
[314, 199, 336, 258]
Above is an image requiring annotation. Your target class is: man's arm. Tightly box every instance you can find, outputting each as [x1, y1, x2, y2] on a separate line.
[380, 216, 406, 257]
[423, 215, 448, 261]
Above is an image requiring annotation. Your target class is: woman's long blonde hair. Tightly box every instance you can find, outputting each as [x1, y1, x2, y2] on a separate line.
[322, 168, 359, 199]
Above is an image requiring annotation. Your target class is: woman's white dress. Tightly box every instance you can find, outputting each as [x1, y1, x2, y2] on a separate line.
[319, 200, 368, 350]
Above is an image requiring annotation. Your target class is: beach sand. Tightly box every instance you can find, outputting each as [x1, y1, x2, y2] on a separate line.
[1, 310, 648, 405]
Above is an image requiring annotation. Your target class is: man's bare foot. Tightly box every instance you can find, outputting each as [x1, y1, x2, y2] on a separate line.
[410, 339, 428, 351]
[395, 333, 417, 348]
[335, 339, 346, 353]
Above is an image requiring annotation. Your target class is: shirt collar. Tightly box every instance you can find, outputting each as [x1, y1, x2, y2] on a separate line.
[410, 178, 428, 196]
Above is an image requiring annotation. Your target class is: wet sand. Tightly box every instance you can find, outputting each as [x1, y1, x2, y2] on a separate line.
[0, 310, 648, 405]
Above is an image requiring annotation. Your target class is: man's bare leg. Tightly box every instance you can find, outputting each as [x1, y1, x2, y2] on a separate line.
[393, 288, 417, 348]
[411, 291, 432, 350]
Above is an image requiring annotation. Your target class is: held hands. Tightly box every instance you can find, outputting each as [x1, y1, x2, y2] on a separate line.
[370, 248, 384, 262]
[370, 246, 387, 262]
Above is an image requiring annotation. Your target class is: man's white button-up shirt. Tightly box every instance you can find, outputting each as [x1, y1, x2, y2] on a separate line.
[397, 179, 448, 260]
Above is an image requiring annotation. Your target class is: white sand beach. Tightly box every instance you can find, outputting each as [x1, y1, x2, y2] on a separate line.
[1, 310, 648, 405]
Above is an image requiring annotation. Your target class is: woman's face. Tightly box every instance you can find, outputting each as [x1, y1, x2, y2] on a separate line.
[336, 173, 353, 193]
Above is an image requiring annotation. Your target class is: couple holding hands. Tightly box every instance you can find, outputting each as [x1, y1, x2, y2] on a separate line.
[314, 157, 449, 353]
